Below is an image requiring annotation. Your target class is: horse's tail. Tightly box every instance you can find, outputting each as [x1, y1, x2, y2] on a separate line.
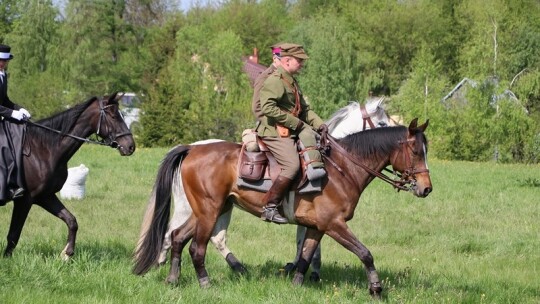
[133, 145, 190, 275]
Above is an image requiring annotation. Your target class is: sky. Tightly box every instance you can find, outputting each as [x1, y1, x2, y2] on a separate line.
[52, 0, 208, 13]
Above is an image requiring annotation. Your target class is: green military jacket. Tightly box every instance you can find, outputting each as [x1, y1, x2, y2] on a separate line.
[257, 66, 324, 137]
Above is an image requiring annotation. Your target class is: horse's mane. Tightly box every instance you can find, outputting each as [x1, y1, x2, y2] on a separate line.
[27, 96, 98, 146]
[338, 125, 408, 158]
[326, 102, 359, 131]
[338, 125, 428, 159]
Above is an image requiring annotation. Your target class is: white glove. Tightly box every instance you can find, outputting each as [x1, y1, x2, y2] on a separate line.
[11, 110, 24, 121]
[19, 108, 31, 119]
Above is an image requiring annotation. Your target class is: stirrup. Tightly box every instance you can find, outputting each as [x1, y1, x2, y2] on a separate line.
[261, 206, 288, 224]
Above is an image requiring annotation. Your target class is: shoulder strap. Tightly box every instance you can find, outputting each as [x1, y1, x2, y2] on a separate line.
[279, 75, 301, 117]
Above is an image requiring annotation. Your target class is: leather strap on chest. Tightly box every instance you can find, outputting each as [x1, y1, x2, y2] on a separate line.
[280, 76, 301, 117]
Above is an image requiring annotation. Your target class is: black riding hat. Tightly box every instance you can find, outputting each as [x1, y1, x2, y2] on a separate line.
[0, 44, 14, 60]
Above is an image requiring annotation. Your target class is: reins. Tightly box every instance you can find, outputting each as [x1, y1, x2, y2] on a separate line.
[25, 99, 132, 149]
[319, 129, 419, 191]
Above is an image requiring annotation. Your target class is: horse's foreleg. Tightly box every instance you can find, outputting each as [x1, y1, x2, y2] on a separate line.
[325, 222, 382, 299]
[210, 208, 247, 274]
[4, 199, 32, 257]
[167, 216, 197, 285]
[36, 196, 78, 261]
[291, 227, 324, 286]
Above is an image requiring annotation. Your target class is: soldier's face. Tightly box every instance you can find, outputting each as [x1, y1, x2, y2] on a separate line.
[282, 56, 304, 74]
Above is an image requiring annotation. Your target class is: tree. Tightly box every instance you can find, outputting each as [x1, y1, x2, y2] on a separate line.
[4, 0, 65, 117]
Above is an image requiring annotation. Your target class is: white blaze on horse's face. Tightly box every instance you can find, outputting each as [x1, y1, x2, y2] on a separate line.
[423, 143, 429, 170]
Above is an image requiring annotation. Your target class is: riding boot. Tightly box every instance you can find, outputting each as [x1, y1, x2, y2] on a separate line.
[261, 175, 292, 224]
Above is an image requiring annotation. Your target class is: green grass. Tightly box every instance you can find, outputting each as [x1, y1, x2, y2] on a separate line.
[0, 145, 538, 303]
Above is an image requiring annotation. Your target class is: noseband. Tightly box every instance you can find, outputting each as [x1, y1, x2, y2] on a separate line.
[392, 138, 430, 189]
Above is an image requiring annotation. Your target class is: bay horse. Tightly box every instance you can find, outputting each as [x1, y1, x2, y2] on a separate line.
[153, 98, 395, 280]
[134, 118, 431, 298]
[1, 93, 135, 259]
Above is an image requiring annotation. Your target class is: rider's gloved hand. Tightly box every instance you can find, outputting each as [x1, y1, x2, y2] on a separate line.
[318, 124, 329, 134]
[10, 110, 25, 121]
[19, 108, 31, 119]
[296, 120, 304, 130]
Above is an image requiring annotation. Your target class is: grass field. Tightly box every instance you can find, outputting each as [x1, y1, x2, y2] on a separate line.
[0, 145, 538, 303]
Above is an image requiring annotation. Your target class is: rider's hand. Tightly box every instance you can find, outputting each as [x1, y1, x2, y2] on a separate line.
[296, 120, 304, 130]
[318, 124, 329, 134]
[19, 108, 31, 119]
[10, 110, 24, 121]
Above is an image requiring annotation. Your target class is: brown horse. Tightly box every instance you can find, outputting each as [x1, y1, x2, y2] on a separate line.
[134, 119, 431, 298]
[2, 93, 135, 259]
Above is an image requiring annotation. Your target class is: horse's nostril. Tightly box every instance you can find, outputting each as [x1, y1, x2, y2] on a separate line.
[424, 187, 432, 196]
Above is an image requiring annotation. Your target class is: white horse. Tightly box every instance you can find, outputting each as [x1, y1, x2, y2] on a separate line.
[145, 97, 396, 280]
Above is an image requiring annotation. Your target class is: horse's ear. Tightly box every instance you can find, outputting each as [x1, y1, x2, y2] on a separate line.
[408, 118, 419, 130]
[418, 119, 429, 132]
[107, 92, 123, 105]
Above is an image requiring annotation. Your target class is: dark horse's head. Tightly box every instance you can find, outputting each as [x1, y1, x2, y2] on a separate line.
[32, 92, 136, 156]
[96, 92, 136, 155]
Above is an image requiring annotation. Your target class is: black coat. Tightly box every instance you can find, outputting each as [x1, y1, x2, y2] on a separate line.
[0, 73, 20, 117]
[0, 72, 25, 202]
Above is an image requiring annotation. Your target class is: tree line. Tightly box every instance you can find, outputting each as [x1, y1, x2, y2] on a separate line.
[1, 0, 539, 163]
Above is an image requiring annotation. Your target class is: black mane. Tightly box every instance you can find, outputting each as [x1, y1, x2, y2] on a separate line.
[338, 125, 428, 159]
[26, 96, 98, 146]
[337, 126, 408, 158]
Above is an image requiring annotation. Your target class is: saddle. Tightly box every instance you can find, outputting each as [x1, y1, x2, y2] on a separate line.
[237, 129, 322, 192]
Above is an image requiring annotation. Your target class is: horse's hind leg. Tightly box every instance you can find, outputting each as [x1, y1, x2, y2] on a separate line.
[291, 227, 324, 285]
[210, 207, 247, 274]
[189, 225, 215, 288]
[325, 222, 382, 299]
[285, 226, 321, 281]
[4, 199, 32, 257]
[167, 216, 197, 285]
[36, 195, 78, 260]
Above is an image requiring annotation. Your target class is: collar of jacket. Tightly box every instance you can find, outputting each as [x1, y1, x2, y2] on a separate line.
[275, 65, 295, 84]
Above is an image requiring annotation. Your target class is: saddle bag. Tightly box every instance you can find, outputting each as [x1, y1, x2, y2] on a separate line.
[238, 149, 268, 182]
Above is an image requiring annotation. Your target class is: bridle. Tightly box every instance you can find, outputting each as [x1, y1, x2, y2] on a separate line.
[320, 129, 428, 192]
[26, 98, 132, 149]
[96, 98, 133, 149]
[392, 138, 429, 184]
[360, 105, 376, 130]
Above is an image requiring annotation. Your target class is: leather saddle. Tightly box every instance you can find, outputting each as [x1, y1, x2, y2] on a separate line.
[237, 134, 316, 191]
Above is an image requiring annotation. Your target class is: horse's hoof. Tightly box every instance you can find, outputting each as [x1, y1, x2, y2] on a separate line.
[60, 250, 72, 262]
[283, 262, 296, 274]
[292, 272, 304, 286]
[369, 282, 383, 299]
[165, 276, 178, 285]
[225, 254, 247, 274]
[199, 277, 211, 288]
[309, 271, 320, 283]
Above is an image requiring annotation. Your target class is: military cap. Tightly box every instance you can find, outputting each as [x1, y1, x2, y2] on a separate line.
[270, 42, 308, 59]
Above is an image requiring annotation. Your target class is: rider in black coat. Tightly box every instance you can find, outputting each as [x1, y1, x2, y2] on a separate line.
[0, 44, 31, 205]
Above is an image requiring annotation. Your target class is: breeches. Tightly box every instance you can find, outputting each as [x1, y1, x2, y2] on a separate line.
[261, 136, 299, 180]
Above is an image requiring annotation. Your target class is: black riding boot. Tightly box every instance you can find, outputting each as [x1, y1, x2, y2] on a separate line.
[261, 176, 292, 224]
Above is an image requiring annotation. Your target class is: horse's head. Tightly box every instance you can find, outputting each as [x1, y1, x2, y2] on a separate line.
[327, 98, 392, 139]
[95, 92, 136, 156]
[390, 118, 432, 197]
[364, 97, 392, 128]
